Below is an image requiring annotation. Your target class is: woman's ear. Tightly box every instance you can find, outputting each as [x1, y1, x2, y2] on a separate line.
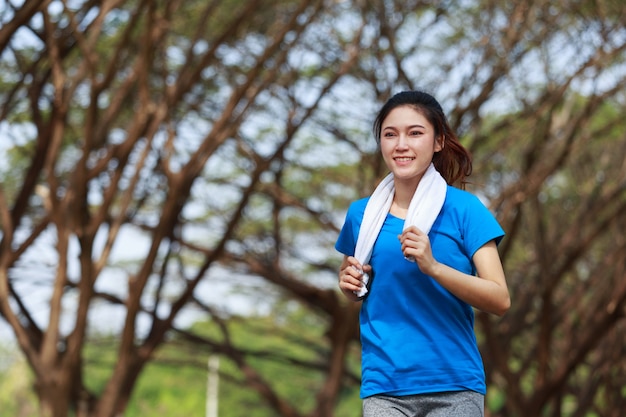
[435, 136, 445, 152]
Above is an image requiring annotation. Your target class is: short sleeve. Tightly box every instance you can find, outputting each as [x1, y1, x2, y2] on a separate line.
[335, 198, 368, 257]
[461, 193, 505, 258]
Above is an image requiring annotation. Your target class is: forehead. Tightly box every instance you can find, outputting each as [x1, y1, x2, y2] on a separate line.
[382, 105, 431, 128]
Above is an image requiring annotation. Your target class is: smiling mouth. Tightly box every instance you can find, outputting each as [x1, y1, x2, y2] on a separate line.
[394, 157, 415, 162]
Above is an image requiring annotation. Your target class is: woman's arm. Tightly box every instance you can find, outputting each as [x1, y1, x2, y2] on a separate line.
[399, 226, 511, 316]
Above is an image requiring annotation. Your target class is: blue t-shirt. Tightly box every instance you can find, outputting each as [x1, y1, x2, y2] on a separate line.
[335, 186, 504, 398]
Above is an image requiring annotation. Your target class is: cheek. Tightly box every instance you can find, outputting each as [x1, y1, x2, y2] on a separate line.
[380, 141, 394, 155]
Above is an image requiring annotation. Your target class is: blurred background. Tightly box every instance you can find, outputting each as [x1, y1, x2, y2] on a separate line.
[0, 0, 625, 416]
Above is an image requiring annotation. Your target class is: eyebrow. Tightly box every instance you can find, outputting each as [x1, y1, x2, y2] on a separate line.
[383, 124, 426, 130]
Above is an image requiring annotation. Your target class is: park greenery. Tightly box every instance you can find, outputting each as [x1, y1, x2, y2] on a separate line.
[1, 0, 626, 416]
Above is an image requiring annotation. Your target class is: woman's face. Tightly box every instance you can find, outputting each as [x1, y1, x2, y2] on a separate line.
[380, 105, 443, 185]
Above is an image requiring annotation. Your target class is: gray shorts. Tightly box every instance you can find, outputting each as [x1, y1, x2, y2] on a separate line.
[363, 390, 484, 417]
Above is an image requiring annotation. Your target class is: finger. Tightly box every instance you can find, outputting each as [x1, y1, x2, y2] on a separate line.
[412, 227, 426, 236]
[341, 262, 363, 278]
[341, 262, 361, 276]
[402, 225, 419, 235]
[400, 235, 418, 251]
[340, 272, 363, 291]
[346, 256, 364, 271]
[400, 226, 425, 239]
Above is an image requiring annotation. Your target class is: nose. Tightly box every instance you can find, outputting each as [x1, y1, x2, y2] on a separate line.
[396, 133, 409, 150]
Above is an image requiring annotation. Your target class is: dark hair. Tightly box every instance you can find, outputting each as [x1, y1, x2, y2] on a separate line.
[373, 90, 472, 188]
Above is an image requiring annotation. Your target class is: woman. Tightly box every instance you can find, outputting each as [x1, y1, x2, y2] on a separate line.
[336, 90, 510, 417]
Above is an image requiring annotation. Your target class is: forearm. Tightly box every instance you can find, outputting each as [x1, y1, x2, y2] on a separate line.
[427, 261, 510, 316]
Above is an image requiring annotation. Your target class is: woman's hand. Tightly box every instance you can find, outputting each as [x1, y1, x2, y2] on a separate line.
[398, 226, 439, 276]
[338, 256, 371, 302]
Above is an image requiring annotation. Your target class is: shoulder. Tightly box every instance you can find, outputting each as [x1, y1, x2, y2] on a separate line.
[338, 197, 370, 231]
[345, 196, 370, 218]
[441, 186, 504, 247]
[441, 186, 501, 229]
[335, 197, 371, 255]
[444, 186, 488, 210]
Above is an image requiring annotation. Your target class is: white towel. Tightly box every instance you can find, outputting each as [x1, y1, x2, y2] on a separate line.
[353, 163, 447, 298]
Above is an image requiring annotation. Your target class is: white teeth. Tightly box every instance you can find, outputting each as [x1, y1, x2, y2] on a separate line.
[395, 157, 414, 162]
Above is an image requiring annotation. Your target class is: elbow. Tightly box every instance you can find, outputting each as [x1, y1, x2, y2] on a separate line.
[492, 294, 511, 317]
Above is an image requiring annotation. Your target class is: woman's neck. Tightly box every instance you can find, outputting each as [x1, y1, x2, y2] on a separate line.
[390, 177, 420, 218]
